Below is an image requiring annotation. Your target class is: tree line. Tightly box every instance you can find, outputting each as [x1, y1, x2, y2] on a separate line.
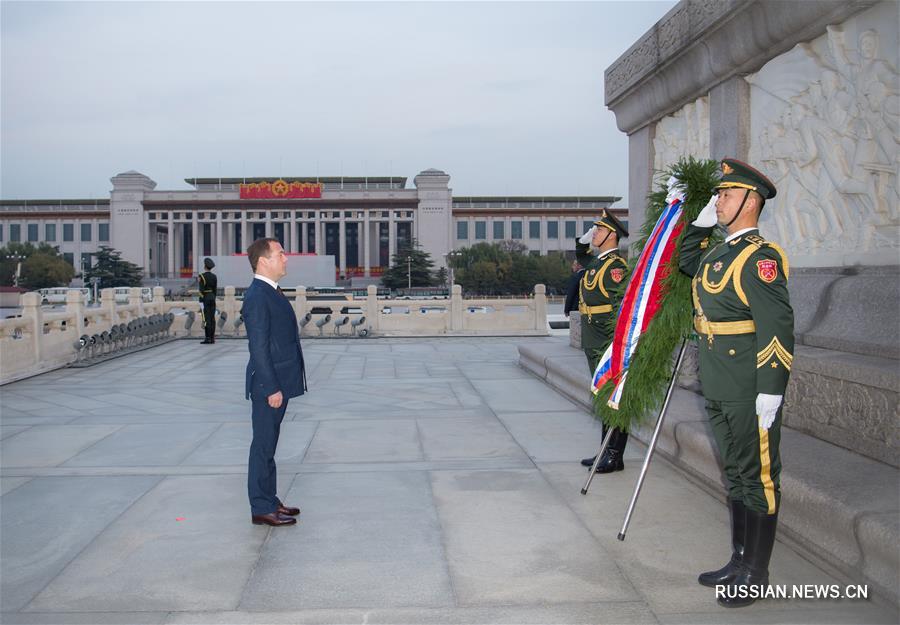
[380, 239, 571, 296]
[0, 243, 143, 290]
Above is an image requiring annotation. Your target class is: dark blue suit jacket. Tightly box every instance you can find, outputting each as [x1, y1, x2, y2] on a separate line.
[564, 269, 585, 317]
[243, 278, 307, 401]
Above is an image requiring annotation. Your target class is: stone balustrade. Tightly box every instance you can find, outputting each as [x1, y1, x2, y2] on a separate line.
[0, 284, 547, 384]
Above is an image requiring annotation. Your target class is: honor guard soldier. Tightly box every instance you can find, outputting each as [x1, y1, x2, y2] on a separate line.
[679, 159, 794, 608]
[575, 210, 631, 473]
[199, 257, 218, 344]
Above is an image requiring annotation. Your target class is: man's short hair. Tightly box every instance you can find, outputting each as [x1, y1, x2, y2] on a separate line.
[247, 238, 279, 272]
[751, 189, 766, 211]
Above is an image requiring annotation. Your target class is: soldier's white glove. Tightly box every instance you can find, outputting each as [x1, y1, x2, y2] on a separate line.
[578, 226, 596, 245]
[692, 193, 719, 227]
[756, 393, 782, 430]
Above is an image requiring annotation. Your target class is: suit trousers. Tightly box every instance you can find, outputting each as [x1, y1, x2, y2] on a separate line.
[248, 397, 288, 515]
[705, 398, 782, 515]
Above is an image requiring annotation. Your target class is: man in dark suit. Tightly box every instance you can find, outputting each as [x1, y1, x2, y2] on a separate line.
[243, 237, 307, 527]
[563, 260, 584, 318]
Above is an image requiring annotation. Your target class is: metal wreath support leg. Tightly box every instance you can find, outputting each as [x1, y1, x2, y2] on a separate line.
[580, 425, 616, 495]
[617, 338, 688, 541]
[596, 338, 687, 540]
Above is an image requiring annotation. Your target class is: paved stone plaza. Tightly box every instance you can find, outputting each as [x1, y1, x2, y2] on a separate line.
[0, 338, 894, 624]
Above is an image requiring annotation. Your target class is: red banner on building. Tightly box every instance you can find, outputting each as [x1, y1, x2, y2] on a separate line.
[239, 180, 322, 199]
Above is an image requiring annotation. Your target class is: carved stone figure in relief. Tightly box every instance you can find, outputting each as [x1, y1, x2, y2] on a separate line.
[750, 20, 898, 258]
[652, 98, 710, 174]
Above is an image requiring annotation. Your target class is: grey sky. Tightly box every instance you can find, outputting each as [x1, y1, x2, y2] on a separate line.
[1, 1, 675, 205]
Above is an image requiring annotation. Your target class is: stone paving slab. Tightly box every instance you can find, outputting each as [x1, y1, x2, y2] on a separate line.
[494, 409, 608, 463]
[2, 613, 169, 625]
[61, 423, 220, 467]
[1, 475, 162, 611]
[431, 468, 637, 606]
[303, 419, 423, 463]
[27, 475, 266, 612]
[417, 416, 528, 461]
[0, 425, 121, 468]
[1, 338, 894, 624]
[164, 603, 657, 624]
[0, 476, 31, 496]
[182, 421, 318, 466]
[240, 471, 454, 610]
[0, 425, 30, 440]
[471, 378, 582, 413]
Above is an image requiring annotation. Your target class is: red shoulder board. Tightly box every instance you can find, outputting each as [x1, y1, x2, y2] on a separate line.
[610, 268, 625, 283]
[756, 259, 778, 283]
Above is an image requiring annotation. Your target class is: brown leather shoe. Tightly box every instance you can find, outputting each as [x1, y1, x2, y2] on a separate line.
[251, 511, 297, 526]
[278, 504, 301, 516]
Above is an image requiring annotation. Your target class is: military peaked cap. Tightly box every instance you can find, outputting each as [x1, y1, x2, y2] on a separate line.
[593, 209, 629, 239]
[715, 158, 777, 200]
[203, 258, 215, 270]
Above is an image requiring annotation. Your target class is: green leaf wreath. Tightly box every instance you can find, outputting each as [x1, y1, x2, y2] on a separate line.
[591, 157, 722, 432]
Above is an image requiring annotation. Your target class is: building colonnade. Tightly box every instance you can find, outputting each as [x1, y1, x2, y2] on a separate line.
[144, 206, 416, 278]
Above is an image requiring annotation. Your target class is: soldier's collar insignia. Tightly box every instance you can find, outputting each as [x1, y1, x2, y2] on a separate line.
[712, 261, 723, 272]
[729, 237, 742, 246]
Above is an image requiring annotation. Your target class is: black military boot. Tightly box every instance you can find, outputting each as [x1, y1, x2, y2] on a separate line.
[698, 498, 746, 587]
[593, 428, 627, 473]
[717, 508, 778, 608]
[581, 423, 609, 467]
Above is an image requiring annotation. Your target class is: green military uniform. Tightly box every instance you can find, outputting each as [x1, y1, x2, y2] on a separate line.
[680, 225, 793, 513]
[679, 158, 794, 607]
[576, 246, 627, 370]
[576, 210, 631, 473]
[575, 210, 629, 373]
[199, 258, 218, 344]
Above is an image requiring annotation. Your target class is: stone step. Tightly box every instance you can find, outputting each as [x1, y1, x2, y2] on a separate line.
[518, 339, 900, 609]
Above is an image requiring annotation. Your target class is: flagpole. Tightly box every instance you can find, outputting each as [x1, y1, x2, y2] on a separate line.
[617, 338, 688, 541]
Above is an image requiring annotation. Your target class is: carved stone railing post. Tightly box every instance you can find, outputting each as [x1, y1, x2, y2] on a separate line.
[293, 285, 307, 320]
[533, 284, 547, 331]
[66, 288, 85, 337]
[222, 286, 238, 335]
[128, 287, 143, 317]
[20, 292, 43, 363]
[366, 285, 379, 333]
[100, 288, 116, 326]
[152, 286, 165, 315]
[450, 284, 463, 331]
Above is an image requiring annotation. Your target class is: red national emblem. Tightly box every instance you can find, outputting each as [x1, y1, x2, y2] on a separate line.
[757, 259, 778, 283]
[271, 179, 290, 196]
[610, 268, 625, 283]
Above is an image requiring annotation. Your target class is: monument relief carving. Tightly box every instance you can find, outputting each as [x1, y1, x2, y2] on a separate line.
[652, 96, 710, 173]
[748, 4, 898, 261]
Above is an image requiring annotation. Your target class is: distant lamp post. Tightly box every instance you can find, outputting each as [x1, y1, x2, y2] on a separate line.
[445, 250, 461, 286]
[79, 253, 93, 288]
[406, 255, 412, 289]
[4, 253, 25, 287]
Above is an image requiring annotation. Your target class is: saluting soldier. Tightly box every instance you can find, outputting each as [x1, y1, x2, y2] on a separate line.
[679, 159, 794, 608]
[575, 210, 631, 473]
[199, 257, 218, 344]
